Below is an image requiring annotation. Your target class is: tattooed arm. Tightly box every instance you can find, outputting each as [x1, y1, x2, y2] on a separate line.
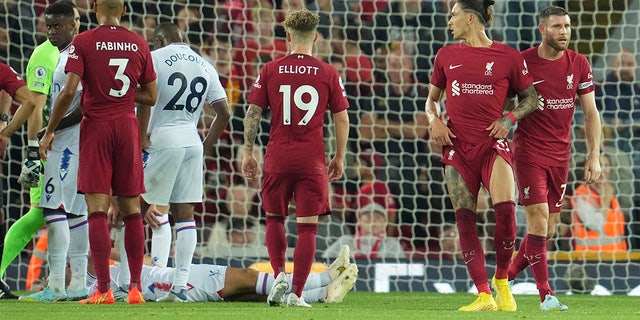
[487, 84, 538, 139]
[510, 84, 539, 120]
[242, 104, 263, 181]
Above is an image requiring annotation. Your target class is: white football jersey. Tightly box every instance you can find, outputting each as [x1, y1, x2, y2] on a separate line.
[86, 263, 227, 302]
[147, 43, 227, 148]
[50, 43, 82, 118]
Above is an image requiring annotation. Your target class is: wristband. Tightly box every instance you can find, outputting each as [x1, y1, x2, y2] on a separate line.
[27, 140, 39, 160]
[505, 112, 517, 123]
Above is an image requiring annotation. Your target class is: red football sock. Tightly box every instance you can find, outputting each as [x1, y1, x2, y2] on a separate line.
[123, 214, 144, 290]
[265, 215, 287, 275]
[508, 236, 530, 281]
[493, 201, 516, 279]
[455, 208, 490, 294]
[292, 223, 317, 297]
[525, 234, 554, 301]
[88, 212, 111, 293]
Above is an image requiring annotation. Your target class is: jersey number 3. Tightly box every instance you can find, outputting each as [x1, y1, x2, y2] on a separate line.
[279, 84, 318, 126]
[108, 58, 131, 98]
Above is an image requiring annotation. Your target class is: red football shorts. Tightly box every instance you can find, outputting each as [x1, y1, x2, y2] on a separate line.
[78, 116, 145, 196]
[441, 139, 514, 199]
[514, 159, 569, 213]
[261, 172, 330, 217]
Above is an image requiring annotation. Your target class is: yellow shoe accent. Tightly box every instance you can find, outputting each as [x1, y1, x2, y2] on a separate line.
[491, 277, 517, 311]
[458, 292, 497, 312]
[78, 289, 114, 305]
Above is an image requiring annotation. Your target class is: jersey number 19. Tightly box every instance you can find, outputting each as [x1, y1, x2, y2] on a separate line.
[279, 84, 319, 126]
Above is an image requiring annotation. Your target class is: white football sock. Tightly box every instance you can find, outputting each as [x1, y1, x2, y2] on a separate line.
[172, 220, 196, 289]
[255, 272, 276, 295]
[318, 271, 332, 287]
[286, 272, 328, 290]
[67, 216, 88, 292]
[45, 212, 70, 293]
[301, 287, 327, 303]
[114, 223, 130, 289]
[151, 214, 171, 267]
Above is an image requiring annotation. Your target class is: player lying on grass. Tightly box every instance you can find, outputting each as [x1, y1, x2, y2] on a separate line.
[80, 245, 357, 304]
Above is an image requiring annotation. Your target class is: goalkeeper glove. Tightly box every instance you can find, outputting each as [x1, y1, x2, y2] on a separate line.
[17, 140, 42, 188]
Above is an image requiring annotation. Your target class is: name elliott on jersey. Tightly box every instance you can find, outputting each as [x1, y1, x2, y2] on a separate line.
[278, 65, 319, 75]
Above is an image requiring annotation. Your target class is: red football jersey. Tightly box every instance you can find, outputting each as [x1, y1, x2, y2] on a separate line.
[0, 63, 26, 96]
[514, 47, 595, 166]
[247, 53, 349, 174]
[430, 41, 533, 159]
[65, 25, 156, 121]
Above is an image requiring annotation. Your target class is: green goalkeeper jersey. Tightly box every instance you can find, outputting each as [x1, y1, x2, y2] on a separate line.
[25, 39, 59, 127]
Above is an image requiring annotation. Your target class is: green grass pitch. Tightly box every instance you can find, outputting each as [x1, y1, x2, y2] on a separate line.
[2, 292, 639, 320]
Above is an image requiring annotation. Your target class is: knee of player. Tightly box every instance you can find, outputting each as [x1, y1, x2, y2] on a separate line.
[226, 267, 259, 288]
[170, 204, 196, 221]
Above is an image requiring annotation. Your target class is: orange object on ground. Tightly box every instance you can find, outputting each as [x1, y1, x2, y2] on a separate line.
[26, 231, 48, 291]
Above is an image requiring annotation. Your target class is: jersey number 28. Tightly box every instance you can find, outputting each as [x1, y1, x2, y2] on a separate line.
[163, 72, 208, 113]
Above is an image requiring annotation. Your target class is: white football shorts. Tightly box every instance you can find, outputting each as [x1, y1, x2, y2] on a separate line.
[183, 264, 227, 302]
[141, 144, 204, 205]
[99, 263, 227, 302]
[39, 125, 87, 215]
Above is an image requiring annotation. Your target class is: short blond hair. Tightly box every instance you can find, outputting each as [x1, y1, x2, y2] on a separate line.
[282, 8, 318, 36]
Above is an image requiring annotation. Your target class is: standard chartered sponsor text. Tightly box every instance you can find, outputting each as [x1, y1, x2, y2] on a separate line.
[546, 97, 574, 109]
[461, 83, 494, 95]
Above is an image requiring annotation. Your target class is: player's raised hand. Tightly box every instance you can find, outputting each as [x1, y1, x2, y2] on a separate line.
[327, 156, 344, 182]
[429, 118, 456, 146]
[38, 131, 55, 160]
[242, 149, 258, 182]
[583, 154, 602, 185]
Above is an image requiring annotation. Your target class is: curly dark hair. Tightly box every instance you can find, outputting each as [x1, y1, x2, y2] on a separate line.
[282, 8, 319, 34]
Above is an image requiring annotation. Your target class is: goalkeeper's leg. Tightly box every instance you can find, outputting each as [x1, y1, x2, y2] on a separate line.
[0, 185, 45, 278]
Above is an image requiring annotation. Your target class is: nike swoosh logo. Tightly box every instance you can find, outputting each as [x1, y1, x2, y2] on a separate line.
[449, 64, 463, 70]
[533, 80, 545, 85]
